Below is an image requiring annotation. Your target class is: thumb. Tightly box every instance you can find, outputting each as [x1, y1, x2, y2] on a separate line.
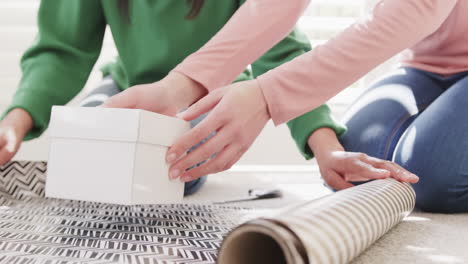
[178, 89, 224, 121]
[0, 130, 21, 165]
[324, 170, 355, 191]
[0, 135, 7, 149]
[101, 89, 137, 109]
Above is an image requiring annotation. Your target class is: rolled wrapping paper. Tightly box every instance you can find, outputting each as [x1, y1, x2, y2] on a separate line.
[218, 179, 416, 264]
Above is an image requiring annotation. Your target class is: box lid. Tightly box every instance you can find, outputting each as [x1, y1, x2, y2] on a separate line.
[49, 106, 190, 146]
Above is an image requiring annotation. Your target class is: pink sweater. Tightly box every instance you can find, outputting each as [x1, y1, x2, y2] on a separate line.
[174, 0, 466, 125]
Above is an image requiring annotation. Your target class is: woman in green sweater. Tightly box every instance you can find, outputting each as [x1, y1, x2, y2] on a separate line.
[0, 0, 344, 195]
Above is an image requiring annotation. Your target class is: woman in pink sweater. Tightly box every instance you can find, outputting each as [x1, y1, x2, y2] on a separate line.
[109, 0, 467, 212]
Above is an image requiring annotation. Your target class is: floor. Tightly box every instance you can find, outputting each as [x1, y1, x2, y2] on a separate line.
[185, 170, 468, 264]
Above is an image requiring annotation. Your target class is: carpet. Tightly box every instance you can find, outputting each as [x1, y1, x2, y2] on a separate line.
[1, 161, 467, 263]
[193, 171, 468, 264]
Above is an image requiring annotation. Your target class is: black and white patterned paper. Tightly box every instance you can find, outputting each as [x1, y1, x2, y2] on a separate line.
[0, 161, 253, 264]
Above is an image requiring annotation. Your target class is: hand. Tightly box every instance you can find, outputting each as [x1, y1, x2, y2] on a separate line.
[166, 80, 270, 182]
[102, 72, 207, 116]
[0, 108, 33, 165]
[309, 128, 419, 190]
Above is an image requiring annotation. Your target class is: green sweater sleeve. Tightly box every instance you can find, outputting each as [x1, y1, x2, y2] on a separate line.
[250, 28, 311, 78]
[3, 0, 106, 140]
[249, 28, 346, 160]
[287, 105, 347, 160]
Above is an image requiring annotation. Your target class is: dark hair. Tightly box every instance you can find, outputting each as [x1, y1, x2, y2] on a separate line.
[118, 0, 205, 22]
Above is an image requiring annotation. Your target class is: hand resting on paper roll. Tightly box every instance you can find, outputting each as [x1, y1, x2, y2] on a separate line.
[166, 81, 418, 187]
[308, 127, 419, 190]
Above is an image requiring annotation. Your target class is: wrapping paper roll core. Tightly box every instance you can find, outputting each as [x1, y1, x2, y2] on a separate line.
[218, 179, 416, 264]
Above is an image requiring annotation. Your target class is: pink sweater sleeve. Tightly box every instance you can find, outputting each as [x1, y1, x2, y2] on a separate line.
[258, 0, 458, 125]
[172, 0, 310, 91]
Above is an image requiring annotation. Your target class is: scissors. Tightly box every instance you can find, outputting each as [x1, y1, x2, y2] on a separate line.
[213, 189, 283, 204]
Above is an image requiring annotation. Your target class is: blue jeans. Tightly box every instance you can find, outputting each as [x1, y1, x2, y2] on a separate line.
[340, 67, 468, 213]
[81, 77, 206, 196]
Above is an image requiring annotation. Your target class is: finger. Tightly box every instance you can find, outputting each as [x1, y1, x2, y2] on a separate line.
[364, 156, 419, 183]
[168, 129, 231, 179]
[178, 89, 224, 121]
[179, 144, 240, 182]
[385, 161, 419, 183]
[167, 114, 223, 164]
[345, 159, 390, 180]
[101, 89, 137, 108]
[343, 174, 372, 182]
[222, 150, 244, 172]
[0, 148, 15, 166]
[385, 163, 419, 183]
[0, 136, 7, 149]
[324, 170, 355, 191]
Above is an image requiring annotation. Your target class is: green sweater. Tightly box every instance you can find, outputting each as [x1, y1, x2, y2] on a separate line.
[287, 105, 346, 159]
[6, 0, 345, 158]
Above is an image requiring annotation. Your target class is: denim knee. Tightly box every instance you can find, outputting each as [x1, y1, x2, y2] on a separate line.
[413, 181, 459, 213]
[393, 142, 462, 213]
[394, 151, 461, 213]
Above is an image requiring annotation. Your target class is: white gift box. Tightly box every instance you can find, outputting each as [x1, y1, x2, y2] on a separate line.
[45, 106, 190, 205]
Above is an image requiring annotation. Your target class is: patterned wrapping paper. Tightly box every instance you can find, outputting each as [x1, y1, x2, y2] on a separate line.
[218, 179, 416, 264]
[0, 161, 256, 264]
[0, 161, 47, 205]
[0, 161, 415, 264]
